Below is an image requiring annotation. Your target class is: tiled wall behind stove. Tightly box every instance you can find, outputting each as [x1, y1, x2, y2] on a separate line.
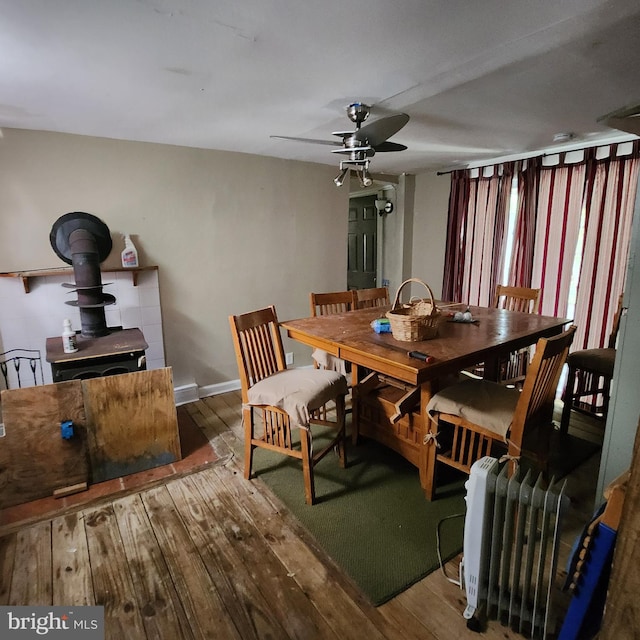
[0, 269, 166, 385]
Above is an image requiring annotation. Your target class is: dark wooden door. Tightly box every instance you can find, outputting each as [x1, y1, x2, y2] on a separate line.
[347, 195, 377, 290]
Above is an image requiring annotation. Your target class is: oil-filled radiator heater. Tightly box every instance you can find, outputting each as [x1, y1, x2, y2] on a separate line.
[462, 457, 569, 638]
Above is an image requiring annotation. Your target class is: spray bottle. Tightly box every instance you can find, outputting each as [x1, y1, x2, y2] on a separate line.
[62, 318, 78, 353]
[121, 234, 139, 268]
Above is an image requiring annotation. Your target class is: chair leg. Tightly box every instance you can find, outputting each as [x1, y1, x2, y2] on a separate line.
[300, 427, 316, 505]
[243, 406, 255, 480]
[602, 377, 612, 420]
[336, 394, 347, 468]
[422, 420, 437, 501]
[560, 365, 576, 436]
[351, 365, 361, 446]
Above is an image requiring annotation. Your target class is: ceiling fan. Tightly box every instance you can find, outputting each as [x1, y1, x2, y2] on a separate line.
[271, 102, 410, 187]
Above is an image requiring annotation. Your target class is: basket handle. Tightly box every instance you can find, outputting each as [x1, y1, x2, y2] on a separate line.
[391, 278, 436, 310]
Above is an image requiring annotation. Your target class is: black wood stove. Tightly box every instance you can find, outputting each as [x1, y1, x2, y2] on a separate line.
[45, 212, 148, 381]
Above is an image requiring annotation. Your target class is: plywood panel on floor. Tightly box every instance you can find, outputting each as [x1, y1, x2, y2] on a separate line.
[0, 381, 88, 508]
[82, 368, 180, 483]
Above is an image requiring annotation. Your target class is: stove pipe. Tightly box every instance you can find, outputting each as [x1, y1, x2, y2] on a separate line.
[50, 212, 115, 338]
[68, 228, 109, 337]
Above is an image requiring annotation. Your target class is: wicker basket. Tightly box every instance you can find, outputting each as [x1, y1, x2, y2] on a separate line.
[386, 278, 440, 341]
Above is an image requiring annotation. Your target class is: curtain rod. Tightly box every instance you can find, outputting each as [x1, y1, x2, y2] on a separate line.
[435, 134, 638, 176]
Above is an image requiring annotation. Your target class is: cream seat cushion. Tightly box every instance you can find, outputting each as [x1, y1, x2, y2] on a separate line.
[247, 368, 348, 429]
[426, 379, 520, 439]
[312, 348, 349, 376]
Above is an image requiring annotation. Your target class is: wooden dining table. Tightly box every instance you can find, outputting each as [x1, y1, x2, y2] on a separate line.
[280, 304, 571, 499]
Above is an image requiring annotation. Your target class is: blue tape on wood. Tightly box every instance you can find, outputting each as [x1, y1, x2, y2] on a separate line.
[61, 420, 74, 440]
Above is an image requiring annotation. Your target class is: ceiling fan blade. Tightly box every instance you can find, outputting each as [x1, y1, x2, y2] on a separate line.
[598, 104, 640, 136]
[373, 141, 408, 152]
[271, 135, 342, 147]
[355, 113, 409, 147]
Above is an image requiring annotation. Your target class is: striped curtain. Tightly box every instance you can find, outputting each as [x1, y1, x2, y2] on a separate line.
[442, 164, 513, 305]
[442, 143, 639, 348]
[507, 157, 540, 288]
[442, 170, 470, 301]
[572, 141, 640, 350]
[530, 157, 588, 317]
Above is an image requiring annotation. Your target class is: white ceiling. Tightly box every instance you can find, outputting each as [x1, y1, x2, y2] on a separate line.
[2, 0, 640, 176]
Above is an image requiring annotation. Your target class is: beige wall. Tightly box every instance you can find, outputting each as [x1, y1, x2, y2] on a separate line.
[0, 129, 348, 389]
[411, 171, 450, 299]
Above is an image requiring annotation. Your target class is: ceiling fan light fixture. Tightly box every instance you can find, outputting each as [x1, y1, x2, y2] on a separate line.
[360, 168, 373, 188]
[334, 167, 349, 187]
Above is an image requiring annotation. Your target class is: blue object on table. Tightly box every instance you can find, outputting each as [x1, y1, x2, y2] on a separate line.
[372, 318, 392, 333]
[60, 420, 74, 439]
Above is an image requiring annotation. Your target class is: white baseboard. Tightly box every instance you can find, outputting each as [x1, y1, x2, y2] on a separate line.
[198, 379, 241, 398]
[173, 383, 199, 406]
[174, 379, 241, 405]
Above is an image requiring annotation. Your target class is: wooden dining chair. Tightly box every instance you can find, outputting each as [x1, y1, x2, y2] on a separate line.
[229, 306, 348, 505]
[353, 286, 390, 310]
[309, 289, 356, 419]
[494, 285, 541, 313]
[466, 285, 541, 384]
[560, 294, 623, 436]
[494, 285, 542, 387]
[309, 290, 356, 374]
[310, 290, 356, 317]
[424, 325, 576, 499]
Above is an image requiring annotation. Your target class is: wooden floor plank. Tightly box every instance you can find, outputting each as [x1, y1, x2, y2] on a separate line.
[52, 512, 95, 606]
[202, 394, 242, 431]
[185, 401, 237, 458]
[112, 493, 195, 640]
[8, 521, 52, 605]
[210, 462, 405, 640]
[0, 533, 17, 605]
[191, 467, 339, 640]
[217, 389, 243, 417]
[376, 595, 439, 640]
[166, 473, 293, 640]
[186, 400, 223, 437]
[139, 484, 244, 640]
[83, 504, 148, 639]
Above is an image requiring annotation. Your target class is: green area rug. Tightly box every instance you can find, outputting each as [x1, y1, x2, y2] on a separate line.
[253, 432, 467, 606]
[254, 427, 600, 606]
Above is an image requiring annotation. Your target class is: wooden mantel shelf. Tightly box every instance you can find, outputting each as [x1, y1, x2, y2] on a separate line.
[0, 265, 158, 293]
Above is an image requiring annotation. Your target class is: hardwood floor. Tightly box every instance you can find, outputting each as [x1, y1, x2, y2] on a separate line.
[0, 391, 603, 640]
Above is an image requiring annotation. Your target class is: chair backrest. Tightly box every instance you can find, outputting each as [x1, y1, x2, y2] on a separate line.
[494, 285, 541, 314]
[353, 286, 390, 310]
[309, 290, 356, 317]
[0, 349, 44, 390]
[510, 325, 576, 445]
[229, 306, 286, 401]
